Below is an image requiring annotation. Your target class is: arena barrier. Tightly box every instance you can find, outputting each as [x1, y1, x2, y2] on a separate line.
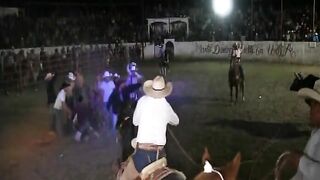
[1, 41, 320, 93]
[143, 41, 320, 64]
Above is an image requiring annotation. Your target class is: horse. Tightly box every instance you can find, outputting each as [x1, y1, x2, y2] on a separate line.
[116, 156, 186, 180]
[116, 146, 241, 180]
[116, 83, 142, 161]
[159, 51, 170, 77]
[194, 147, 241, 180]
[228, 59, 245, 103]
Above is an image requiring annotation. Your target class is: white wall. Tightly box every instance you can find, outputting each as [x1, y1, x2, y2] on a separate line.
[144, 41, 320, 64]
[3, 41, 320, 64]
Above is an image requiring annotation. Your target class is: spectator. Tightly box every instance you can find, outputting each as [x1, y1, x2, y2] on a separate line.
[52, 75, 75, 137]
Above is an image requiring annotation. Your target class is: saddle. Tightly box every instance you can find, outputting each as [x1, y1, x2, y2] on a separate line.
[140, 157, 169, 179]
[117, 156, 186, 180]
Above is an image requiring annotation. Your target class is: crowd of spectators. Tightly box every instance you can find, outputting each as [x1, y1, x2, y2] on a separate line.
[0, 42, 142, 95]
[0, 0, 319, 49]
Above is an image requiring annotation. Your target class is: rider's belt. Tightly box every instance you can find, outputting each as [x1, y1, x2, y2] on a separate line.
[137, 143, 164, 151]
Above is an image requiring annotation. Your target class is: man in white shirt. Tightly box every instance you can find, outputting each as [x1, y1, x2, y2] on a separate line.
[230, 42, 244, 79]
[119, 75, 179, 180]
[52, 72, 76, 137]
[99, 70, 115, 128]
[277, 75, 320, 180]
[99, 71, 115, 107]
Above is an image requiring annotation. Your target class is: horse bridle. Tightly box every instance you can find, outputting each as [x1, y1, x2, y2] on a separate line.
[212, 168, 224, 180]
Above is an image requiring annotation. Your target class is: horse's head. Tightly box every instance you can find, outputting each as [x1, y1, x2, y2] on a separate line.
[194, 148, 241, 180]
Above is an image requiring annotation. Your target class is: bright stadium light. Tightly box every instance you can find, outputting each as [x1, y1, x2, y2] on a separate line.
[212, 0, 233, 17]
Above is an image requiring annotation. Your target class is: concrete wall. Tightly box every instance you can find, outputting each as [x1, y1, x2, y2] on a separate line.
[144, 41, 320, 64]
[3, 41, 320, 64]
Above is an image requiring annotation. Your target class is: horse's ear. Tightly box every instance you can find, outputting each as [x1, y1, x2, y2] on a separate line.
[231, 152, 241, 167]
[201, 146, 211, 164]
[294, 72, 299, 79]
[224, 152, 241, 179]
[298, 72, 304, 80]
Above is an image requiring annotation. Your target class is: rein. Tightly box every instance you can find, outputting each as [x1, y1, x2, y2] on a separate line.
[212, 168, 224, 180]
[168, 127, 200, 167]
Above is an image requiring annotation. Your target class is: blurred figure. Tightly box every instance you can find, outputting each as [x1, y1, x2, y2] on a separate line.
[126, 62, 143, 102]
[52, 73, 76, 137]
[99, 70, 115, 128]
[73, 95, 100, 142]
[28, 49, 41, 91]
[4, 48, 16, 95]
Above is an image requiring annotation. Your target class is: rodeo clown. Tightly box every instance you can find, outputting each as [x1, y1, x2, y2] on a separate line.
[118, 75, 179, 180]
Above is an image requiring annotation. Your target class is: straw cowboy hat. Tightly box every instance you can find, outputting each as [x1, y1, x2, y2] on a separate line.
[44, 73, 55, 81]
[143, 75, 172, 99]
[298, 79, 320, 104]
[102, 70, 112, 78]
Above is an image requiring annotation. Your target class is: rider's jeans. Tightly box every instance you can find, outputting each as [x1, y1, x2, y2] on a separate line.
[132, 148, 166, 172]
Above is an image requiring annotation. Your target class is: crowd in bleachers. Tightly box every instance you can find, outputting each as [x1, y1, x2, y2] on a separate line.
[0, 1, 319, 49]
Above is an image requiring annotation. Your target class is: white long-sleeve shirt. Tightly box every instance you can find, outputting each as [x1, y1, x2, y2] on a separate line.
[133, 96, 179, 146]
[99, 80, 115, 103]
[291, 129, 320, 180]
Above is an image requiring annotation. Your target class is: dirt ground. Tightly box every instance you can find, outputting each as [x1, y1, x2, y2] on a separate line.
[0, 88, 121, 180]
[1, 59, 319, 180]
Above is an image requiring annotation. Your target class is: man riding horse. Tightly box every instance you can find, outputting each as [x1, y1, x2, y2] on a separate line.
[275, 74, 320, 180]
[230, 42, 244, 79]
[118, 75, 180, 180]
[229, 42, 245, 102]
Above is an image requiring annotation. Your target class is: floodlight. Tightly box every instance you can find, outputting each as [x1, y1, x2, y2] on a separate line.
[212, 0, 233, 17]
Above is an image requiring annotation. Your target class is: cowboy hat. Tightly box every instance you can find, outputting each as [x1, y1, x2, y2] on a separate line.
[68, 72, 76, 81]
[44, 73, 55, 81]
[128, 62, 137, 72]
[298, 79, 320, 104]
[143, 75, 172, 98]
[102, 71, 112, 78]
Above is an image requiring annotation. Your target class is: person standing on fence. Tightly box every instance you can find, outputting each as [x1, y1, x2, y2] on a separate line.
[0, 51, 5, 94]
[28, 49, 41, 91]
[40, 46, 49, 73]
[51, 48, 61, 73]
[16, 50, 25, 94]
[4, 48, 16, 95]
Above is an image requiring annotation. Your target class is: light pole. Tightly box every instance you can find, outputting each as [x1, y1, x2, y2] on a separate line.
[280, 0, 283, 40]
[313, 0, 316, 32]
[251, 0, 253, 40]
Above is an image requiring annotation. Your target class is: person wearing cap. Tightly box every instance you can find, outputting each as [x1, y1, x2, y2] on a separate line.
[51, 72, 76, 137]
[125, 62, 143, 102]
[44, 72, 57, 106]
[119, 75, 179, 180]
[278, 74, 320, 180]
[99, 70, 115, 127]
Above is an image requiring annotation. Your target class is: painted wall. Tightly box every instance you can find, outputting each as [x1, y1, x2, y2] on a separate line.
[3, 41, 320, 64]
[144, 41, 320, 64]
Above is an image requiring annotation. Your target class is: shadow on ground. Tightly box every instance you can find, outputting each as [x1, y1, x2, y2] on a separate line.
[167, 96, 230, 107]
[204, 119, 310, 139]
